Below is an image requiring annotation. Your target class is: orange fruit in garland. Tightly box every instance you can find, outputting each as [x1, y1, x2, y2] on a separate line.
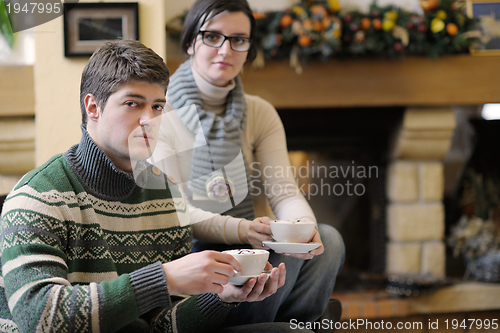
[361, 17, 371, 30]
[372, 18, 382, 30]
[446, 22, 458, 36]
[280, 14, 293, 28]
[421, 0, 440, 12]
[298, 34, 312, 47]
[253, 12, 267, 20]
[311, 19, 323, 31]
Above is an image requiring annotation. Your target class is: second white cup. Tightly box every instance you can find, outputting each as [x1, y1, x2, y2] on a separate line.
[270, 220, 316, 243]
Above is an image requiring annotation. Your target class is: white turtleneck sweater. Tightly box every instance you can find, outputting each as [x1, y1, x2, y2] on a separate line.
[151, 65, 316, 244]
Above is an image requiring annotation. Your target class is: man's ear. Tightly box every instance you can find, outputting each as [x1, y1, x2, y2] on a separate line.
[84, 94, 100, 123]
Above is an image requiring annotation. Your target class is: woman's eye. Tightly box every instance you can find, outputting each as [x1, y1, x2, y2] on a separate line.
[205, 33, 220, 42]
[233, 37, 245, 45]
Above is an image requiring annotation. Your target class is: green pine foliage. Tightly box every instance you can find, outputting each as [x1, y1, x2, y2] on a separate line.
[252, 0, 478, 61]
[166, 0, 480, 64]
[167, 0, 479, 62]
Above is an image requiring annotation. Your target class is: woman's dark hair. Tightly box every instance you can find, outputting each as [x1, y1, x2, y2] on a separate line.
[181, 0, 257, 62]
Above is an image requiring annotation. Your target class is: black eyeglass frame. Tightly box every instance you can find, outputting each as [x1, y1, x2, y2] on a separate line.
[198, 30, 252, 52]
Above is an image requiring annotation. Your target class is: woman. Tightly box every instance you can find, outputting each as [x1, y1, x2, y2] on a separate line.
[152, 0, 345, 326]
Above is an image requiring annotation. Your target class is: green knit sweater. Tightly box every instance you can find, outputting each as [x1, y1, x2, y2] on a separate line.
[0, 129, 235, 333]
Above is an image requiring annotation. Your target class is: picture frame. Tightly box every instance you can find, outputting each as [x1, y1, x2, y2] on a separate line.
[467, 0, 500, 55]
[63, 2, 139, 57]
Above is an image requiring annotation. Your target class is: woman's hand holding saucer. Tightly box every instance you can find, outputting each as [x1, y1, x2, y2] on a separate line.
[240, 216, 324, 259]
[280, 228, 324, 260]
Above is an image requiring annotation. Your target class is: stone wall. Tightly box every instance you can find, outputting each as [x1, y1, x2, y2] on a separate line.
[386, 107, 456, 278]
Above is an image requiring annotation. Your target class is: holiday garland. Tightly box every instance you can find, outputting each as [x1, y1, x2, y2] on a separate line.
[166, 0, 480, 72]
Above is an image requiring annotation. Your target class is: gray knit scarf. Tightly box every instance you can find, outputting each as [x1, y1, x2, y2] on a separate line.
[168, 60, 254, 220]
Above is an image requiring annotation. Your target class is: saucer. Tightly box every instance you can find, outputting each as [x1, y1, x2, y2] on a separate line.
[262, 241, 321, 253]
[229, 272, 270, 286]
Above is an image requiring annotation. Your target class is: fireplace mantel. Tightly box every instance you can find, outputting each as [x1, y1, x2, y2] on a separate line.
[168, 54, 500, 109]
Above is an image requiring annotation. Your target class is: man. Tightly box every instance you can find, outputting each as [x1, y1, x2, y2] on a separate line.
[0, 40, 298, 333]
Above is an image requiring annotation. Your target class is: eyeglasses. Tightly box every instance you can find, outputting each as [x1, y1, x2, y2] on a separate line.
[199, 30, 252, 52]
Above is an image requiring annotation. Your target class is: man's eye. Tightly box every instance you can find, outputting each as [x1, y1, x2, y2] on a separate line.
[126, 102, 138, 107]
[153, 105, 164, 111]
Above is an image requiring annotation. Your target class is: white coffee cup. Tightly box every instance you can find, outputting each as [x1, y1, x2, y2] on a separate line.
[270, 220, 316, 243]
[223, 249, 269, 276]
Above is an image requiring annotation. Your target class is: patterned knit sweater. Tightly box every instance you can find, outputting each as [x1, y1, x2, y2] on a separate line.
[0, 129, 235, 333]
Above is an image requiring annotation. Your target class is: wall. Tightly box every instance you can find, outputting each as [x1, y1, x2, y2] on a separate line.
[0, 32, 35, 65]
[34, 0, 166, 165]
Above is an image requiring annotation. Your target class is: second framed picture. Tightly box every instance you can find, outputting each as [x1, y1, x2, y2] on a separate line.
[63, 2, 139, 57]
[467, 0, 500, 55]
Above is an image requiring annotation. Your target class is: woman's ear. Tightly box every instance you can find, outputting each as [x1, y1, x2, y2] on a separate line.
[186, 39, 196, 56]
[84, 94, 100, 123]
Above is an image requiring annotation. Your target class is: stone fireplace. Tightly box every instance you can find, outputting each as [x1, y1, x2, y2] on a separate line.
[277, 105, 455, 280]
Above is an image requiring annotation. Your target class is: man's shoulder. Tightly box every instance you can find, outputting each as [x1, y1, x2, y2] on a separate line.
[14, 153, 77, 193]
[2, 154, 81, 223]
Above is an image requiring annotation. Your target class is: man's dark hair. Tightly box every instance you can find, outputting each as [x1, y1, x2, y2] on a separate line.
[80, 39, 170, 127]
[181, 0, 257, 62]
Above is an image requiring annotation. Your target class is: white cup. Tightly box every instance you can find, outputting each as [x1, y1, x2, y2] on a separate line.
[223, 249, 269, 276]
[270, 220, 316, 243]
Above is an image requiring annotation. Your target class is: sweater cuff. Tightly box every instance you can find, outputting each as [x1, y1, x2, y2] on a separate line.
[197, 293, 239, 322]
[129, 261, 171, 315]
[224, 217, 245, 244]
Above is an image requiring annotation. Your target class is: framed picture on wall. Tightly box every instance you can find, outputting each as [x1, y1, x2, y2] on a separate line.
[467, 0, 500, 55]
[63, 2, 139, 57]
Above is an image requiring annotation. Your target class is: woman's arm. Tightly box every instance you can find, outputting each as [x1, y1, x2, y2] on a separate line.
[247, 94, 316, 223]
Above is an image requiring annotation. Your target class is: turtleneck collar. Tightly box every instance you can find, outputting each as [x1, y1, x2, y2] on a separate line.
[63, 126, 136, 201]
[191, 60, 236, 115]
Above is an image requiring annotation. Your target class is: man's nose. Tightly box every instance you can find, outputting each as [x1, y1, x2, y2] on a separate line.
[140, 107, 157, 126]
